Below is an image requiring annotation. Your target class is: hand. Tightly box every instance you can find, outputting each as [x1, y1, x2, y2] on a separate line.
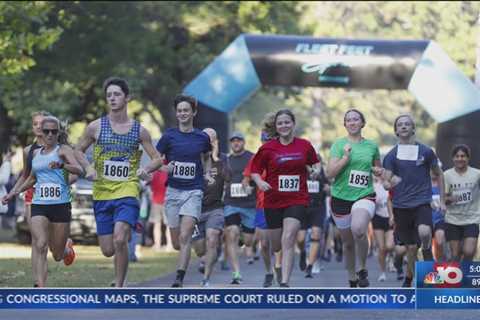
[204, 173, 215, 185]
[388, 215, 394, 228]
[440, 202, 447, 215]
[257, 180, 272, 192]
[136, 167, 152, 182]
[85, 166, 97, 181]
[372, 166, 384, 177]
[390, 175, 402, 188]
[2, 151, 13, 162]
[309, 168, 321, 180]
[343, 144, 352, 158]
[166, 161, 175, 174]
[1, 192, 16, 205]
[49, 161, 64, 169]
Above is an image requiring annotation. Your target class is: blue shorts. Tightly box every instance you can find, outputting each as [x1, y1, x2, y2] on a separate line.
[94, 197, 140, 236]
[255, 208, 268, 230]
[224, 205, 256, 230]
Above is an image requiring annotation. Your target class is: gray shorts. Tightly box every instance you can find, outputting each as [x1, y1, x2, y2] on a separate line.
[165, 187, 203, 228]
[192, 208, 225, 241]
[148, 203, 166, 223]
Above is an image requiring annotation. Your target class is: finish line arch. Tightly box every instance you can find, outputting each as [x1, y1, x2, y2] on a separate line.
[186, 34, 480, 167]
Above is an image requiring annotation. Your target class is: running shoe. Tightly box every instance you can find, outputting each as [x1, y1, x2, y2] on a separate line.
[63, 238, 75, 266]
[402, 276, 413, 288]
[397, 269, 405, 281]
[305, 265, 313, 278]
[378, 272, 386, 282]
[274, 267, 282, 285]
[357, 269, 370, 287]
[349, 280, 358, 288]
[299, 250, 307, 271]
[231, 272, 242, 285]
[171, 278, 183, 288]
[247, 257, 254, 265]
[263, 274, 274, 288]
[279, 283, 289, 288]
[198, 261, 205, 274]
[201, 279, 210, 287]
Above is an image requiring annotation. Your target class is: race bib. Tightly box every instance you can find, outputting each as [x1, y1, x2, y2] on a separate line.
[173, 162, 196, 180]
[307, 180, 320, 193]
[230, 183, 248, 198]
[38, 183, 61, 201]
[278, 175, 300, 192]
[348, 170, 370, 188]
[453, 190, 472, 205]
[103, 160, 130, 181]
[397, 145, 419, 161]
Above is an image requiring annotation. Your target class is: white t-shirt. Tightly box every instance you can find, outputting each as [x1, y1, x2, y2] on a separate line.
[444, 166, 480, 225]
[374, 181, 389, 218]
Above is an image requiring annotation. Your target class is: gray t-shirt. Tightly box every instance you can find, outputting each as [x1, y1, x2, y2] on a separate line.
[224, 151, 256, 208]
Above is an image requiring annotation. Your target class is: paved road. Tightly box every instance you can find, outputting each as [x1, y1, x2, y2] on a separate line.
[0, 252, 478, 319]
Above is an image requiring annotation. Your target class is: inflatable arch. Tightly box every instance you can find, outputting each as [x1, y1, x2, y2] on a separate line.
[187, 34, 480, 166]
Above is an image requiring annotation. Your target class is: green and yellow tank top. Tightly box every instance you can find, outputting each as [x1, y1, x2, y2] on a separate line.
[93, 116, 142, 200]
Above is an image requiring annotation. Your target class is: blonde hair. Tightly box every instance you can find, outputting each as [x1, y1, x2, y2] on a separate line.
[41, 116, 70, 145]
[261, 112, 277, 139]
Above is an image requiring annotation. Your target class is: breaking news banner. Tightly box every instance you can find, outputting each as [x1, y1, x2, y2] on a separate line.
[0, 289, 414, 309]
[416, 261, 480, 309]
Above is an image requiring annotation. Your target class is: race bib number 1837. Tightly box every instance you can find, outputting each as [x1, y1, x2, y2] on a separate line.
[278, 175, 300, 192]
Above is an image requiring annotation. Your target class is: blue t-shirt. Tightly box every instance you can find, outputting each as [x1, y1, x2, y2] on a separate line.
[156, 128, 211, 191]
[383, 142, 438, 208]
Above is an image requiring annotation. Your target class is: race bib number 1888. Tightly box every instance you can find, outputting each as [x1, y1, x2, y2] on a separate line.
[173, 162, 196, 180]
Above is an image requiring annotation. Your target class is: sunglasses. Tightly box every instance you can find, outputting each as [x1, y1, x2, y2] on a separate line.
[43, 129, 59, 135]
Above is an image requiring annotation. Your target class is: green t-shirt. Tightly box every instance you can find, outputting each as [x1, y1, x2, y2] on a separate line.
[330, 137, 380, 201]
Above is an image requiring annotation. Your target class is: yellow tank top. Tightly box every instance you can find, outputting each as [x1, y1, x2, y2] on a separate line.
[93, 116, 142, 200]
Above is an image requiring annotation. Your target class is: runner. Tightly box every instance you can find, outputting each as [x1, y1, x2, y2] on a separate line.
[223, 131, 256, 284]
[444, 144, 480, 261]
[2, 116, 82, 287]
[372, 176, 394, 282]
[298, 153, 329, 279]
[326, 109, 382, 287]
[431, 174, 447, 261]
[155, 94, 212, 288]
[243, 113, 282, 287]
[191, 128, 228, 287]
[251, 109, 320, 287]
[149, 168, 170, 251]
[383, 113, 445, 287]
[74, 77, 163, 287]
[11, 111, 50, 228]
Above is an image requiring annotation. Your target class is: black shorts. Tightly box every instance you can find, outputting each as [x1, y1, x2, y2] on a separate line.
[225, 213, 255, 234]
[372, 215, 392, 232]
[31, 203, 72, 223]
[433, 220, 445, 233]
[330, 194, 376, 216]
[445, 223, 479, 241]
[393, 204, 432, 245]
[264, 205, 306, 229]
[301, 203, 326, 230]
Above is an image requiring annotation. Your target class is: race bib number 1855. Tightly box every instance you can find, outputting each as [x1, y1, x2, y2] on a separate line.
[348, 170, 370, 188]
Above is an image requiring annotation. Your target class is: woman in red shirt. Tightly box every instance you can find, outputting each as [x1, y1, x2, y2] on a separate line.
[251, 109, 320, 287]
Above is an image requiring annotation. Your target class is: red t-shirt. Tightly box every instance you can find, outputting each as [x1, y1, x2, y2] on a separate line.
[244, 157, 265, 209]
[150, 170, 168, 204]
[251, 137, 319, 209]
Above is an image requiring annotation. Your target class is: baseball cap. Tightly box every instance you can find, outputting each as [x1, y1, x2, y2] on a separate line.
[229, 132, 245, 141]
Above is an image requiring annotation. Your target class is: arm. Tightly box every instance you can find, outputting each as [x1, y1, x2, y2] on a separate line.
[201, 151, 213, 184]
[387, 196, 394, 227]
[326, 143, 351, 179]
[136, 126, 165, 180]
[54, 145, 84, 176]
[251, 173, 271, 192]
[2, 172, 37, 204]
[74, 120, 98, 180]
[10, 146, 30, 192]
[431, 164, 446, 213]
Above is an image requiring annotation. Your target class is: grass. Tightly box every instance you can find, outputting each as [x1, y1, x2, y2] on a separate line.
[0, 243, 177, 288]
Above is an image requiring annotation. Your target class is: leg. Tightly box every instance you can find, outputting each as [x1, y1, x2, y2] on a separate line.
[338, 228, 356, 282]
[176, 215, 196, 271]
[350, 208, 371, 271]
[374, 229, 386, 273]
[204, 228, 221, 281]
[225, 224, 241, 275]
[112, 221, 131, 287]
[433, 228, 446, 262]
[281, 217, 301, 285]
[449, 240, 462, 261]
[30, 216, 49, 287]
[462, 237, 478, 261]
[48, 222, 70, 262]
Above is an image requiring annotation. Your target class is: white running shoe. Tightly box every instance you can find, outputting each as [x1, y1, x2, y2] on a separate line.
[378, 272, 386, 282]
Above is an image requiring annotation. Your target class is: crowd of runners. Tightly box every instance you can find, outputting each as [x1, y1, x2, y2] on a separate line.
[2, 77, 480, 288]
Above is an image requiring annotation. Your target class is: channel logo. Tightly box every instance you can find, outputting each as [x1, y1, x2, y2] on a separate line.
[423, 262, 463, 288]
